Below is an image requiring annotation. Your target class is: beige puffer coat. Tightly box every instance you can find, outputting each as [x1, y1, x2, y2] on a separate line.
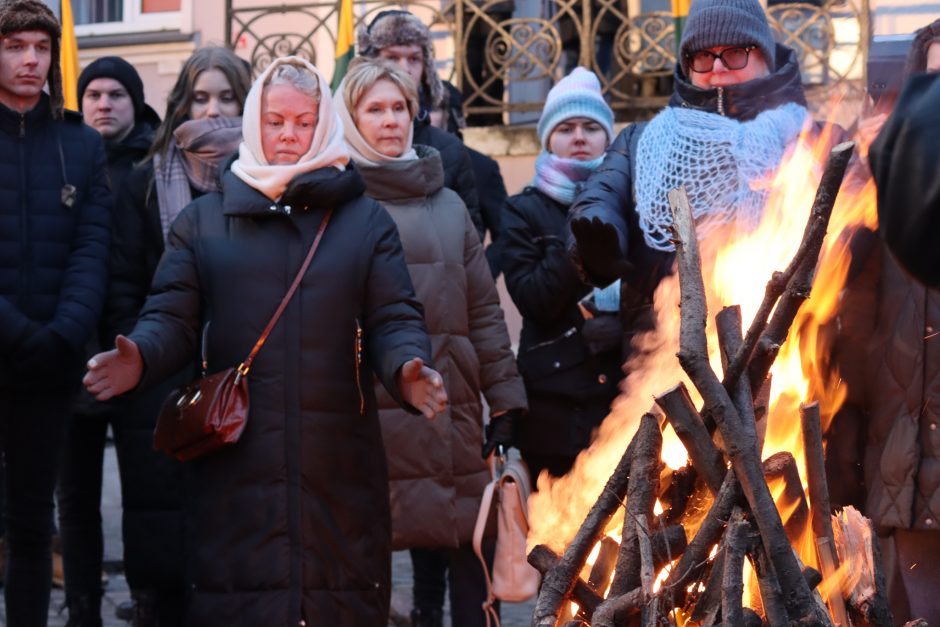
[358, 145, 527, 550]
[831, 231, 940, 532]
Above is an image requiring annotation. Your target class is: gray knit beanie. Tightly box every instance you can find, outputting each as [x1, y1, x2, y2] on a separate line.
[680, 0, 777, 76]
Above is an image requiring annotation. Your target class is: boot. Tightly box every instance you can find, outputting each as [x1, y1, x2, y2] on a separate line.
[410, 607, 444, 627]
[65, 593, 103, 627]
[131, 590, 158, 627]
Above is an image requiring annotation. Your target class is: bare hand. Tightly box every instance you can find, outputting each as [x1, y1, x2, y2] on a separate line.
[396, 357, 447, 420]
[83, 335, 143, 401]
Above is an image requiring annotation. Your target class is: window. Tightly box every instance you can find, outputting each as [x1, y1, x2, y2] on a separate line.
[74, 0, 182, 35]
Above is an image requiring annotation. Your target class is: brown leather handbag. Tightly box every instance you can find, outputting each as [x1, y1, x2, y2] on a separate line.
[153, 208, 333, 462]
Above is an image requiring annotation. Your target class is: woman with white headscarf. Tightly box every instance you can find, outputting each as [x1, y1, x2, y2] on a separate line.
[83, 56, 447, 625]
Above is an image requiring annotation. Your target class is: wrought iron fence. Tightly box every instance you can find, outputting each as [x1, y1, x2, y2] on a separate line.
[226, 0, 869, 122]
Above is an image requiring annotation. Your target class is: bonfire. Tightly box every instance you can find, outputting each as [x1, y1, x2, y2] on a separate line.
[523, 115, 913, 627]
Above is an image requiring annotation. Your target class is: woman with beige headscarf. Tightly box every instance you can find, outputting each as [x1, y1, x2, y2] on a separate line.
[84, 56, 447, 625]
[338, 58, 527, 627]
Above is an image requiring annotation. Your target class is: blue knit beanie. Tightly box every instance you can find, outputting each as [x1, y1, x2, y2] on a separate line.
[537, 67, 614, 151]
[680, 0, 777, 75]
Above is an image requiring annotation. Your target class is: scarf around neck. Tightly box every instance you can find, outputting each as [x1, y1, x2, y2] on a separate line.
[153, 115, 242, 240]
[634, 101, 809, 251]
[334, 76, 417, 167]
[532, 151, 604, 205]
[232, 56, 349, 201]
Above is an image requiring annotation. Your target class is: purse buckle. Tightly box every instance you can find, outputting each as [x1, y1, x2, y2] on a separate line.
[176, 388, 203, 410]
[234, 362, 250, 384]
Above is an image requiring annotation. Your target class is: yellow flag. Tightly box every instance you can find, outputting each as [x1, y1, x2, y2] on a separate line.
[672, 0, 692, 53]
[61, 0, 80, 111]
[330, 0, 354, 92]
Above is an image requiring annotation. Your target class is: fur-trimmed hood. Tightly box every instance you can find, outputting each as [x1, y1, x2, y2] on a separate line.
[355, 10, 444, 110]
[0, 0, 63, 119]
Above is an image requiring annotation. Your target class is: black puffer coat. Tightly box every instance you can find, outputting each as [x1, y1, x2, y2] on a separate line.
[128, 165, 431, 625]
[0, 94, 111, 391]
[567, 44, 808, 289]
[502, 187, 623, 457]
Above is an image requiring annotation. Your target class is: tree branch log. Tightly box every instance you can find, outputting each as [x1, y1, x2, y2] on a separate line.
[656, 383, 726, 495]
[530, 438, 636, 625]
[669, 187, 829, 625]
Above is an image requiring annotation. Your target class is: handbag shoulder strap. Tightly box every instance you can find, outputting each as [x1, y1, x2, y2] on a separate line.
[472, 475, 501, 627]
[237, 208, 333, 377]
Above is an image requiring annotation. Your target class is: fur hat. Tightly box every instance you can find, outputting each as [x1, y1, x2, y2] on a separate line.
[537, 67, 614, 151]
[78, 56, 146, 119]
[679, 0, 777, 75]
[905, 17, 940, 76]
[356, 10, 443, 109]
[0, 0, 63, 118]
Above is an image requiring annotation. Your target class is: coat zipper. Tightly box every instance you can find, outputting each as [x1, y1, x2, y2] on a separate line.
[526, 326, 577, 351]
[355, 318, 365, 415]
[717, 87, 725, 116]
[18, 113, 28, 306]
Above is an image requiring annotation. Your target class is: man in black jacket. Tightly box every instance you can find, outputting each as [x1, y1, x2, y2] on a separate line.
[0, 0, 111, 623]
[57, 55, 161, 626]
[356, 10, 485, 243]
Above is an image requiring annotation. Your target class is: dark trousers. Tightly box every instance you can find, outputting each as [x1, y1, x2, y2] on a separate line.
[0, 391, 71, 626]
[411, 540, 497, 627]
[57, 410, 119, 601]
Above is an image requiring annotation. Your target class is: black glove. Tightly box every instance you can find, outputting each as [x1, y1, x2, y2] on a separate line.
[482, 409, 521, 459]
[581, 314, 622, 356]
[570, 217, 634, 284]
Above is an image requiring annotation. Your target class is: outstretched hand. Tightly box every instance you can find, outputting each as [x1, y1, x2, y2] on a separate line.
[83, 335, 144, 401]
[396, 358, 447, 420]
[570, 216, 634, 283]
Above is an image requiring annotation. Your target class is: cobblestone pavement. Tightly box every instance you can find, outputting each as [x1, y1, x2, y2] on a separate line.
[0, 444, 536, 626]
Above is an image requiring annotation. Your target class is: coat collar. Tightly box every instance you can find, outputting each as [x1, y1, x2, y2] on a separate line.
[221, 162, 366, 216]
[0, 92, 52, 137]
[669, 44, 807, 121]
[354, 145, 445, 202]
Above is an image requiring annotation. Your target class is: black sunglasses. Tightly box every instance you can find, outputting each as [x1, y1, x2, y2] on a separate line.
[686, 46, 756, 73]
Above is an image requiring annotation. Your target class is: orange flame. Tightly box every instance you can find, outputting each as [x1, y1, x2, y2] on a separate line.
[528, 94, 879, 612]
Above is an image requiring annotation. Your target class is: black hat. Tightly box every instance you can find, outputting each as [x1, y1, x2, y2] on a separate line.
[77, 56, 146, 119]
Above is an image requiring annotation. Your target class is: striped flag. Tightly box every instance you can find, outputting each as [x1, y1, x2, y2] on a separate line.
[330, 0, 355, 91]
[672, 0, 691, 55]
[60, 0, 80, 110]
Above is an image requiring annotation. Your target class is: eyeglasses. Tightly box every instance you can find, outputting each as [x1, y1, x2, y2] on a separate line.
[686, 46, 756, 73]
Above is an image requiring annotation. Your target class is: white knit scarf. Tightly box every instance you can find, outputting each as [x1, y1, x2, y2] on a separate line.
[334, 76, 417, 166]
[634, 102, 809, 251]
[232, 56, 350, 200]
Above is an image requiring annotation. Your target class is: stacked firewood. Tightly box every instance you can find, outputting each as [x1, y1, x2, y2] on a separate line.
[525, 141, 902, 627]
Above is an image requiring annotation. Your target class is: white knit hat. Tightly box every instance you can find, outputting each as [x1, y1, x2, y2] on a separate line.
[537, 67, 615, 151]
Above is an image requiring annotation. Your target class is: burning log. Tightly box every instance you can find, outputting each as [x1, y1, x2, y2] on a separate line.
[745, 141, 856, 396]
[657, 465, 698, 526]
[833, 507, 893, 627]
[690, 547, 724, 627]
[528, 544, 604, 615]
[749, 541, 789, 627]
[587, 536, 618, 594]
[609, 415, 662, 598]
[761, 452, 810, 545]
[716, 140, 856, 395]
[800, 402, 849, 626]
[530, 438, 636, 625]
[721, 513, 750, 627]
[661, 470, 740, 607]
[669, 187, 830, 625]
[590, 587, 647, 627]
[655, 383, 725, 495]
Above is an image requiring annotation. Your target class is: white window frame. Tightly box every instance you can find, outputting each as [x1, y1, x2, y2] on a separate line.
[74, 0, 185, 36]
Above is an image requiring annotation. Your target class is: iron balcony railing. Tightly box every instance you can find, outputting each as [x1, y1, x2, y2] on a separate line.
[225, 0, 869, 123]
